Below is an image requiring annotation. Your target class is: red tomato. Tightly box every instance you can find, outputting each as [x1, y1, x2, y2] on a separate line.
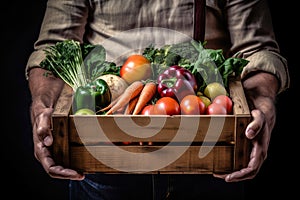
[122, 141, 132, 145]
[212, 95, 233, 114]
[180, 95, 206, 115]
[141, 104, 156, 115]
[154, 97, 181, 115]
[206, 103, 227, 115]
[120, 54, 152, 84]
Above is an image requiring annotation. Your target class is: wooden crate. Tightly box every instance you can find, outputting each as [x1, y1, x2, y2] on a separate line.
[51, 78, 251, 174]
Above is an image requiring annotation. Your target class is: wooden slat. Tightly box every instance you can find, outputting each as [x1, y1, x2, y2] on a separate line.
[52, 116, 70, 167]
[229, 77, 250, 115]
[68, 115, 235, 144]
[51, 84, 73, 167]
[233, 116, 251, 171]
[229, 77, 251, 171]
[69, 145, 234, 174]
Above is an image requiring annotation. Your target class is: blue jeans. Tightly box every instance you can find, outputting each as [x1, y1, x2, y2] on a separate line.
[69, 174, 245, 200]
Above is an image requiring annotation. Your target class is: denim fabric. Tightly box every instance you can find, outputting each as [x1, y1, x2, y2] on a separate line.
[69, 174, 245, 200]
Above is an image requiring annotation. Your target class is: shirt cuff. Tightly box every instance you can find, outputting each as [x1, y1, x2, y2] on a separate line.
[240, 50, 290, 94]
[25, 50, 46, 80]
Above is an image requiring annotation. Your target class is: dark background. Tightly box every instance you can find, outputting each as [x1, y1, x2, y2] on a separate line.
[3, 1, 297, 199]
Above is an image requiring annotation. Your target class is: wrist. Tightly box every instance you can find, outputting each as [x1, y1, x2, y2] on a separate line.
[28, 68, 65, 107]
[242, 71, 279, 100]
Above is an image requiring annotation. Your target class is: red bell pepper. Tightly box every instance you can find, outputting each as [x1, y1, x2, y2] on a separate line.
[157, 65, 197, 101]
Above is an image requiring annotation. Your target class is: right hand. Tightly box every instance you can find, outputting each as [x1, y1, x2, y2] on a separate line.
[29, 67, 85, 180]
[31, 104, 85, 180]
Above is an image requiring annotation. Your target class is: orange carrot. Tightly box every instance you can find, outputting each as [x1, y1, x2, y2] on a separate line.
[98, 95, 121, 113]
[106, 81, 144, 115]
[124, 95, 139, 115]
[132, 81, 157, 115]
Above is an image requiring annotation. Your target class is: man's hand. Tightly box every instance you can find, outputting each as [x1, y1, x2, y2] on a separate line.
[214, 72, 278, 182]
[29, 68, 85, 180]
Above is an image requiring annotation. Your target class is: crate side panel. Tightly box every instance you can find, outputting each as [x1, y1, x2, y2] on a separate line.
[68, 116, 235, 144]
[51, 83, 72, 167]
[52, 116, 70, 167]
[234, 116, 251, 171]
[229, 78, 250, 115]
[69, 145, 233, 174]
[229, 78, 251, 171]
[213, 146, 233, 173]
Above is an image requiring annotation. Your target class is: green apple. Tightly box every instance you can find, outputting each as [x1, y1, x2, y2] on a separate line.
[204, 82, 227, 100]
[74, 108, 96, 115]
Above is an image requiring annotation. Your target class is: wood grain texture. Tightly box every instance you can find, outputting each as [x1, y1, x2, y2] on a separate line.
[51, 78, 251, 173]
[52, 84, 73, 167]
[69, 145, 233, 174]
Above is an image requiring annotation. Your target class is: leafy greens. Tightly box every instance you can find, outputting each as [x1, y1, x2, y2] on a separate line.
[143, 40, 249, 92]
[40, 40, 119, 91]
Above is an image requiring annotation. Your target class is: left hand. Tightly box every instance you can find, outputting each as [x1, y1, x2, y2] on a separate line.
[214, 72, 278, 182]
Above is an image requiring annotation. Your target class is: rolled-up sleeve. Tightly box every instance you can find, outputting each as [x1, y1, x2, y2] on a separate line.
[241, 50, 290, 94]
[225, 0, 290, 93]
[25, 0, 89, 79]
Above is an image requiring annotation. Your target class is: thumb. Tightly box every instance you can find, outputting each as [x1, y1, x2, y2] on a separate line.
[36, 108, 54, 147]
[245, 109, 264, 139]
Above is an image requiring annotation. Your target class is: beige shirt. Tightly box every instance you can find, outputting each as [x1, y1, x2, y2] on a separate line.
[26, 0, 290, 93]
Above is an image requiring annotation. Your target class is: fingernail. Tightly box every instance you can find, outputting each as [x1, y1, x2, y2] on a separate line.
[225, 175, 231, 182]
[44, 136, 52, 146]
[246, 128, 255, 138]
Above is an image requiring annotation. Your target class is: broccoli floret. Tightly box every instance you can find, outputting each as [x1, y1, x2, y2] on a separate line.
[165, 51, 181, 67]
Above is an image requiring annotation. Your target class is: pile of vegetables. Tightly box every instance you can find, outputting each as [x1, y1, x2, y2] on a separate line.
[143, 40, 249, 92]
[40, 39, 249, 115]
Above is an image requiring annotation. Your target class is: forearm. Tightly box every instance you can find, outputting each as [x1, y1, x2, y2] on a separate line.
[224, 0, 290, 93]
[28, 67, 65, 120]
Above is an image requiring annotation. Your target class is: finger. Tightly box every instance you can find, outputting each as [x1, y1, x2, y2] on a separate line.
[213, 173, 227, 179]
[42, 158, 85, 180]
[214, 141, 263, 182]
[48, 165, 85, 180]
[245, 109, 265, 139]
[225, 168, 256, 182]
[213, 164, 256, 182]
[36, 143, 85, 180]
